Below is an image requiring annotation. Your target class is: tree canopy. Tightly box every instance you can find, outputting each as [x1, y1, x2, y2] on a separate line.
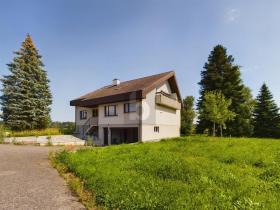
[0, 34, 52, 130]
[197, 45, 254, 136]
[199, 91, 235, 136]
[181, 96, 196, 135]
[253, 83, 280, 138]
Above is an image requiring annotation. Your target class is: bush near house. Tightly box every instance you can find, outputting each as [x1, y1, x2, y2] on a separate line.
[55, 136, 280, 209]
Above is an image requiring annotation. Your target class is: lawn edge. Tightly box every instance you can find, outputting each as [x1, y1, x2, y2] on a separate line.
[49, 150, 98, 210]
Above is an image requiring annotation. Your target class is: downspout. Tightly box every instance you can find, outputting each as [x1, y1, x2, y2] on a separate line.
[139, 99, 142, 142]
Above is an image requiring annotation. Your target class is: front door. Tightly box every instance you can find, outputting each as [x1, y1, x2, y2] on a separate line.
[103, 128, 108, 146]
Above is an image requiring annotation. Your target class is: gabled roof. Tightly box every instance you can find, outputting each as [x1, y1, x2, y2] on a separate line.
[70, 71, 181, 107]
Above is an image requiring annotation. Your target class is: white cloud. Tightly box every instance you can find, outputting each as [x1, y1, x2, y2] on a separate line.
[225, 9, 240, 23]
[241, 65, 260, 73]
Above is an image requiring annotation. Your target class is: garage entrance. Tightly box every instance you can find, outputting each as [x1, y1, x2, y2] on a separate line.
[110, 127, 138, 145]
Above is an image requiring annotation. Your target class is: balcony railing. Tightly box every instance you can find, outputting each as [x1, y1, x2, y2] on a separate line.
[155, 91, 181, 110]
[75, 117, 98, 136]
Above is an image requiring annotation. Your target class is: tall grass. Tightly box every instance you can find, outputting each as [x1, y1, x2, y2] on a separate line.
[9, 128, 61, 137]
[55, 136, 280, 209]
[0, 125, 5, 143]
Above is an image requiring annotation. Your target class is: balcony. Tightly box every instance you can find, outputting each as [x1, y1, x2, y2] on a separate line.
[155, 91, 181, 110]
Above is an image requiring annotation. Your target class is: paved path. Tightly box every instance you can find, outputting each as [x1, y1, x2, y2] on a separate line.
[0, 145, 85, 210]
[4, 135, 85, 146]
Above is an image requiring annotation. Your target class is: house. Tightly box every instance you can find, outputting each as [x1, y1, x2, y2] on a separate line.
[70, 71, 182, 146]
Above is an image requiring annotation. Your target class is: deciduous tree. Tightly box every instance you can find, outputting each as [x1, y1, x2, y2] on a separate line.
[199, 91, 235, 136]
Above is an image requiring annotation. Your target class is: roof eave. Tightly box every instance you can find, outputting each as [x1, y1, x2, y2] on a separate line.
[70, 90, 144, 107]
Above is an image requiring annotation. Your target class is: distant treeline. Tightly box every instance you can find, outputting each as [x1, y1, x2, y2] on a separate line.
[50, 121, 75, 135]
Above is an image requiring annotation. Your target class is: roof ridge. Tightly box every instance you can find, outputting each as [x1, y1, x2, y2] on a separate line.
[118, 70, 174, 85]
[71, 70, 176, 103]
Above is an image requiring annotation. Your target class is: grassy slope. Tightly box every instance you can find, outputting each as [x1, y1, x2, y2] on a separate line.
[56, 136, 280, 209]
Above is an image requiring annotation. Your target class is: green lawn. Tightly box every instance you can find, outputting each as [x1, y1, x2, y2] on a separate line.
[55, 136, 280, 209]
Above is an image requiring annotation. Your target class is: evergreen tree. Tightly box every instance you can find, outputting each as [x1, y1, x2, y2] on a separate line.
[197, 45, 254, 136]
[253, 83, 280, 138]
[0, 34, 52, 130]
[181, 96, 196, 135]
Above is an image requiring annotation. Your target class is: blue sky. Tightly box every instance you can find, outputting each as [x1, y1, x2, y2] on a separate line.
[1, 0, 280, 121]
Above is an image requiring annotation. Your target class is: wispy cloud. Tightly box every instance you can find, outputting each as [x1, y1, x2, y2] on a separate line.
[241, 65, 260, 73]
[225, 9, 240, 23]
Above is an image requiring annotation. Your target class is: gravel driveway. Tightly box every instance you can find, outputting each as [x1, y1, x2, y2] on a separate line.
[0, 145, 85, 210]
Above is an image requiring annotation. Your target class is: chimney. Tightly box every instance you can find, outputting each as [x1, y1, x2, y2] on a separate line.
[112, 78, 120, 86]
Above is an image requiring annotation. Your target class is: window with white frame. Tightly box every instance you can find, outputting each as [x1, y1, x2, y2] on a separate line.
[124, 103, 136, 113]
[104, 105, 117, 116]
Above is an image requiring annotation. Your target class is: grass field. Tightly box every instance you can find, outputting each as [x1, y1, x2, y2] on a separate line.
[55, 136, 280, 209]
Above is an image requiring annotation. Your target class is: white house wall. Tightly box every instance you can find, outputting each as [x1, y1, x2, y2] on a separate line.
[98, 101, 140, 125]
[74, 80, 181, 144]
[156, 80, 172, 93]
[75, 106, 94, 126]
[141, 80, 180, 142]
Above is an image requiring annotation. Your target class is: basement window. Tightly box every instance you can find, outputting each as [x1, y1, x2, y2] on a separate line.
[154, 126, 159, 133]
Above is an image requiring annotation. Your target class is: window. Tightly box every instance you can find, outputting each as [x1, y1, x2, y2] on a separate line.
[104, 105, 117, 116]
[80, 110, 87, 120]
[92, 109, 98, 117]
[124, 103, 136, 113]
[154, 126, 159, 133]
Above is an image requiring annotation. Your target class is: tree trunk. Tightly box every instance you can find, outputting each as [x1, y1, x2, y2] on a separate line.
[220, 125, 223, 137]
[213, 122, 216, 136]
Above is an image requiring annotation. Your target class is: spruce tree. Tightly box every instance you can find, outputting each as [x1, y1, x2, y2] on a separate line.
[181, 96, 196, 135]
[253, 83, 280, 138]
[0, 34, 52, 130]
[197, 45, 254, 136]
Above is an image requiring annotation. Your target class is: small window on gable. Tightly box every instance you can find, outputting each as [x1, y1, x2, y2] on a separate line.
[154, 126, 159, 133]
[80, 110, 87, 120]
[124, 103, 136, 113]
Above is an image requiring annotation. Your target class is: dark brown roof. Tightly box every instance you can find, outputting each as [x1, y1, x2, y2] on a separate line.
[70, 71, 181, 107]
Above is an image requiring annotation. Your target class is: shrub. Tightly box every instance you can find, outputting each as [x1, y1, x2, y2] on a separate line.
[9, 128, 61, 137]
[86, 136, 94, 146]
[0, 125, 5, 144]
[46, 136, 53, 146]
[51, 121, 75, 135]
